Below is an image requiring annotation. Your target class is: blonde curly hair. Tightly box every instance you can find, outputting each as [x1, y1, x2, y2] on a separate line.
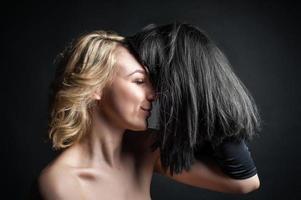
[49, 30, 124, 149]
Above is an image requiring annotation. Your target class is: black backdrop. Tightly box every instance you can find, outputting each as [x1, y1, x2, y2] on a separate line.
[2, 0, 300, 199]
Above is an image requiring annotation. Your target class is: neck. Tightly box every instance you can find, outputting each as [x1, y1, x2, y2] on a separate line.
[68, 107, 126, 169]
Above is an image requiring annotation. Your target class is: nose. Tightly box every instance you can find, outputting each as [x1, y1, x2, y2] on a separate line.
[146, 84, 157, 102]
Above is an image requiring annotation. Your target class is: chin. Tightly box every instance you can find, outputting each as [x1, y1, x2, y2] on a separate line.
[130, 126, 147, 131]
[128, 121, 148, 131]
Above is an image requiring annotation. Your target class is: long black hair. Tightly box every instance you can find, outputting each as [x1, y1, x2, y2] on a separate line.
[125, 22, 261, 175]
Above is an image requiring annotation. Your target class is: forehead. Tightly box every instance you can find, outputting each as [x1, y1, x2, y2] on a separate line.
[114, 46, 146, 76]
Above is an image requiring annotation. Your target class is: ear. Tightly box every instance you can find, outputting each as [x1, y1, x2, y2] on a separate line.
[91, 88, 102, 100]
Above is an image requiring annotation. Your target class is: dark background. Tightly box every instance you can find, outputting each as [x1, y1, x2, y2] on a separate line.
[2, 0, 300, 199]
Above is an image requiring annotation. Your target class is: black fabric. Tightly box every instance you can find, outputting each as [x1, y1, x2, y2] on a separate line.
[195, 139, 257, 180]
[213, 139, 257, 179]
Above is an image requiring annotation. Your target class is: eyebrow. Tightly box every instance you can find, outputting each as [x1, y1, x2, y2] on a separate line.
[126, 69, 146, 77]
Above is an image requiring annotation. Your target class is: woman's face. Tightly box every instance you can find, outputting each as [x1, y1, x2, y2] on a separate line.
[99, 46, 155, 131]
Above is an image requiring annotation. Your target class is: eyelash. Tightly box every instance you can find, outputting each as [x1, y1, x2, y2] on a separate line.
[134, 79, 145, 85]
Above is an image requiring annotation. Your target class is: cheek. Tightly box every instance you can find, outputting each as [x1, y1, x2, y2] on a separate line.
[102, 81, 147, 129]
[119, 84, 149, 128]
[114, 84, 142, 114]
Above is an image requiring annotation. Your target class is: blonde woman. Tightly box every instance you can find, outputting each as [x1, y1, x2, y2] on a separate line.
[38, 30, 259, 200]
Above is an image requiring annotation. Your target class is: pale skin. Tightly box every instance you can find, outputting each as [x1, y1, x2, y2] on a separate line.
[39, 46, 260, 200]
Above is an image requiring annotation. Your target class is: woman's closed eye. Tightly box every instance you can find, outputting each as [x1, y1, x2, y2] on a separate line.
[134, 79, 145, 85]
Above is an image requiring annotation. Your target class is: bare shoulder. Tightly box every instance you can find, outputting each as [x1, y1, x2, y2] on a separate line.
[38, 161, 84, 200]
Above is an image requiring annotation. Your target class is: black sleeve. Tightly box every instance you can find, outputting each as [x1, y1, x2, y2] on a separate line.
[195, 139, 258, 180]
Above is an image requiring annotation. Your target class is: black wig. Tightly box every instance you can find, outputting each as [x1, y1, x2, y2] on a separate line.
[125, 22, 261, 174]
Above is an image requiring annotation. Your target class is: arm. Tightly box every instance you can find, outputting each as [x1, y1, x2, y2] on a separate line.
[153, 139, 260, 194]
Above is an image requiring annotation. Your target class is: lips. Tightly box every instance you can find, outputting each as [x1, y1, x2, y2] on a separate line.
[141, 107, 151, 111]
[141, 106, 152, 116]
